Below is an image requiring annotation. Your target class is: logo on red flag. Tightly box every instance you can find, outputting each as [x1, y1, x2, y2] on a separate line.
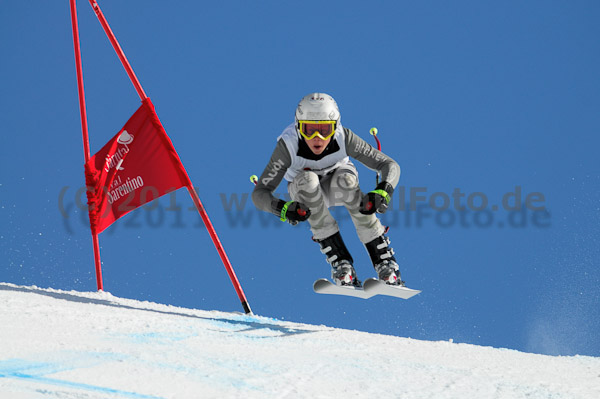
[85, 99, 189, 234]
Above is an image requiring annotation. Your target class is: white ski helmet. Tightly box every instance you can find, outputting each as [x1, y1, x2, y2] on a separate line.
[295, 93, 341, 132]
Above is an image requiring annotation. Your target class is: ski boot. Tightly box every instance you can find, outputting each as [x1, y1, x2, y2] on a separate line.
[317, 231, 361, 287]
[365, 234, 405, 286]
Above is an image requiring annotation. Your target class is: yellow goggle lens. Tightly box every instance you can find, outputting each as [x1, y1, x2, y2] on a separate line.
[299, 120, 336, 140]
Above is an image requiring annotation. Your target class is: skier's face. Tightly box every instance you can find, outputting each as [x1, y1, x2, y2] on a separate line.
[305, 135, 331, 155]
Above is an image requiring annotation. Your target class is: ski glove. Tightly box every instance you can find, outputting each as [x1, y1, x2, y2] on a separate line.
[360, 181, 394, 215]
[278, 200, 311, 225]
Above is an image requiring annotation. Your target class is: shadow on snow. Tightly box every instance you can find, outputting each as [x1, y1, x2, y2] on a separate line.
[0, 283, 315, 338]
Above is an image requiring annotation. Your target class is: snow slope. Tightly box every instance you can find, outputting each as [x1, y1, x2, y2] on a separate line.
[1, 283, 598, 399]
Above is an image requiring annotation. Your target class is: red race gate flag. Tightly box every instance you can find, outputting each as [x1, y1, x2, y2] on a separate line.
[85, 98, 188, 234]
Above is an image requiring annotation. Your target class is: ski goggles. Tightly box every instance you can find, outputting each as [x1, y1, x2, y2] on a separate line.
[298, 120, 336, 141]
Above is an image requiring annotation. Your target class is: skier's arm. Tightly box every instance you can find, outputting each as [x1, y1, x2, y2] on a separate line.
[345, 128, 401, 188]
[251, 139, 293, 216]
[345, 128, 400, 214]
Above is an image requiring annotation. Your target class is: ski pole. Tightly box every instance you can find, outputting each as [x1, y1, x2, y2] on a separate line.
[370, 127, 382, 185]
[370, 127, 381, 151]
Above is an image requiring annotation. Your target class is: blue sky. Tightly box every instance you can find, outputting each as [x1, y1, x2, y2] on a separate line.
[1, 1, 599, 356]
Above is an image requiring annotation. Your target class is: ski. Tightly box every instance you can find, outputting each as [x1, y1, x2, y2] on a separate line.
[313, 278, 422, 299]
[313, 279, 375, 299]
[362, 278, 421, 299]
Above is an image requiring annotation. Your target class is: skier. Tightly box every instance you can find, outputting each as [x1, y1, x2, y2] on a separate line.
[252, 93, 403, 288]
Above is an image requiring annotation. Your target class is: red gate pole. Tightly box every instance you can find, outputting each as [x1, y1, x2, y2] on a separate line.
[86, 0, 252, 314]
[69, 0, 104, 291]
[87, 0, 147, 101]
[186, 185, 253, 315]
